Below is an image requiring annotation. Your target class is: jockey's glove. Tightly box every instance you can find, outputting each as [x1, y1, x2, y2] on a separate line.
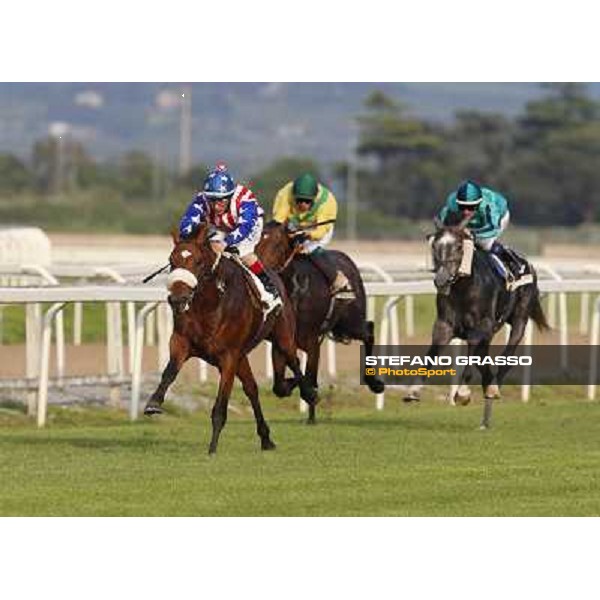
[208, 228, 226, 243]
[225, 246, 239, 255]
[291, 231, 309, 246]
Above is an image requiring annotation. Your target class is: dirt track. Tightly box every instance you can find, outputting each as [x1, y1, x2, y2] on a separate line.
[1, 232, 596, 404]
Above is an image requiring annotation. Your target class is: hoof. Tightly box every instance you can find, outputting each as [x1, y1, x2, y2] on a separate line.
[455, 393, 471, 406]
[273, 379, 296, 398]
[403, 394, 420, 403]
[143, 404, 163, 416]
[484, 384, 500, 399]
[368, 379, 385, 394]
[261, 439, 277, 451]
[479, 423, 490, 431]
[299, 381, 319, 406]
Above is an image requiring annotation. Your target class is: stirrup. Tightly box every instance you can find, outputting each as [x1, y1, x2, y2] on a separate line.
[331, 272, 354, 297]
[332, 285, 355, 300]
[262, 293, 283, 314]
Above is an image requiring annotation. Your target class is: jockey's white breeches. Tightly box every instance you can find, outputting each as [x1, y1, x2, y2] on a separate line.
[301, 228, 334, 254]
[476, 212, 510, 251]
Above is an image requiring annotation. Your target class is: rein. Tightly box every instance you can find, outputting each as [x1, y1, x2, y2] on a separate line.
[274, 219, 337, 273]
[278, 244, 302, 273]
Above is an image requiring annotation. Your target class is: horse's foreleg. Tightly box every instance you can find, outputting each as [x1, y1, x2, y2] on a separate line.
[208, 354, 237, 455]
[144, 335, 190, 415]
[405, 319, 454, 402]
[271, 343, 296, 398]
[271, 319, 318, 410]
[466, 338, 496, 429]
[237, 356, 275, 450]
[454, 342, 475, 406]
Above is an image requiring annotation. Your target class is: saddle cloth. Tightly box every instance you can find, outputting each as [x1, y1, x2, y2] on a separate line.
[488, 253, 534, 291]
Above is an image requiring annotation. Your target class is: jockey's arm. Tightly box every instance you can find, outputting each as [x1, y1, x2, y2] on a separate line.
[179, 195, 206, 237]
[308, 192, 337, 241]
[272, 184, 292, 224]
[223, 200, 259, 247]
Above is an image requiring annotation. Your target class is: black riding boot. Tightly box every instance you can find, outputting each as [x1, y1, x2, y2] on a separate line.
[308, 249, 338, 286]
[309, 248, 353, 296]
[256, 270, 282, 302]
[491, 241, 525, 279]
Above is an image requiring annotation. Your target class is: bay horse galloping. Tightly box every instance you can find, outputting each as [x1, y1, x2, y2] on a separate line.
[256, 221, 384, 423]
[144, 223, 317, 454]
[405, 218, 549, 428]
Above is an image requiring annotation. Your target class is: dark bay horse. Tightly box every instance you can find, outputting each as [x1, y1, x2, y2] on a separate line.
[405, 221, 549, 428]
[256, 221, 384, 423]
[144, 223, 316, 454]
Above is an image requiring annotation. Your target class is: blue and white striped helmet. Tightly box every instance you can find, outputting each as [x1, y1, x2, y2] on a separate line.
[203, 162, 235, 200]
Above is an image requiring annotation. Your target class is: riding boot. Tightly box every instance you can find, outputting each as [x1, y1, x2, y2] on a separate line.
[309, 248, 352, 295]
[256, 270, 283, 312]
[490, 241, 524, 280]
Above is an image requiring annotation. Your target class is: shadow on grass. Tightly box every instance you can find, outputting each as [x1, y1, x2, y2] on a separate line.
[269, 412, 481, 434]
[0, 433, 199, 452]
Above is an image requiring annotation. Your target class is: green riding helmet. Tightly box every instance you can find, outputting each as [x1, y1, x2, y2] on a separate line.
[292, 173, 319, 201]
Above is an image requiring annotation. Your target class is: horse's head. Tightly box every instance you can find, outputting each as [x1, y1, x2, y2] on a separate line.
[167, 223, 218, 314]
[430, 215, 473, 295]
[256, 220, 298, 271]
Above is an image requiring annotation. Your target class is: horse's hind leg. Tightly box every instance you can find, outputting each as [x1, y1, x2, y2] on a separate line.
[303, 337, 322, 424]
[144, 334, 190, 415]
[237, 355, 275, 450]
[496, 317, 528, 387]
[208, 354, 237, 455]
[362, 320, 384, 394]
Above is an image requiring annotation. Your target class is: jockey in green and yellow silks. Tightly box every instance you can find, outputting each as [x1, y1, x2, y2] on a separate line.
[272, 173, 351, 295]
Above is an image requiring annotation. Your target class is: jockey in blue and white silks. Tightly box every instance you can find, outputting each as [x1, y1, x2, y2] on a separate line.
[178, 163, 281, 311]
[437, 180, 525, 280]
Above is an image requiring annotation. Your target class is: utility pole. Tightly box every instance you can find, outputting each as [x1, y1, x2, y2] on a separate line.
[179, 84, 192, 177]
[49, 122, 69, 195]
[346, 123, 358, 241]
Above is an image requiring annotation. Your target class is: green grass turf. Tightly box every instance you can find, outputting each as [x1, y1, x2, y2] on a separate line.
[1, 384, 600, 516]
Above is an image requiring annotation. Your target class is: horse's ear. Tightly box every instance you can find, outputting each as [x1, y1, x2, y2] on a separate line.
[433, 216, 444, 230]
[457, 214, 473, 230]
[171, 228, 180, 244]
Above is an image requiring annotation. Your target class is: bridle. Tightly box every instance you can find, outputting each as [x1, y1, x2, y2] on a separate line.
[167, 237, 223, 310]
[431, 227, 473, 291]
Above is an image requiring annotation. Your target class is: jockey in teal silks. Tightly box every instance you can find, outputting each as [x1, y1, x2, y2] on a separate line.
[437, 180, 525, 281]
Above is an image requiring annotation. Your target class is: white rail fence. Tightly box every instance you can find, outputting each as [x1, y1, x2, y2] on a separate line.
[2, 277, 600, 427]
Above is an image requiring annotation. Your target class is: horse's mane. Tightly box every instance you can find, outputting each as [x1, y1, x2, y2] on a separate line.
[264, 219, 285, 231]
[443, 211, 463, 227]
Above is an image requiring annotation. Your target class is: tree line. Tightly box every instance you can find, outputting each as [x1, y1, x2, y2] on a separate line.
[0, 83, 597, 233]
[352, 83, 600, 226]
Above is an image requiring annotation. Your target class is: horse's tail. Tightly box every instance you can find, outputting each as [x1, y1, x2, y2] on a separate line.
[530, 291, 551, 332]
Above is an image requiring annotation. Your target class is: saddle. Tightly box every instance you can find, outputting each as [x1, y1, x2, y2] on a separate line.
[222, 253, 280, 317]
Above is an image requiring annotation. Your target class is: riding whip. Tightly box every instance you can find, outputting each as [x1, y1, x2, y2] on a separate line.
[142, 263, 170, 283]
